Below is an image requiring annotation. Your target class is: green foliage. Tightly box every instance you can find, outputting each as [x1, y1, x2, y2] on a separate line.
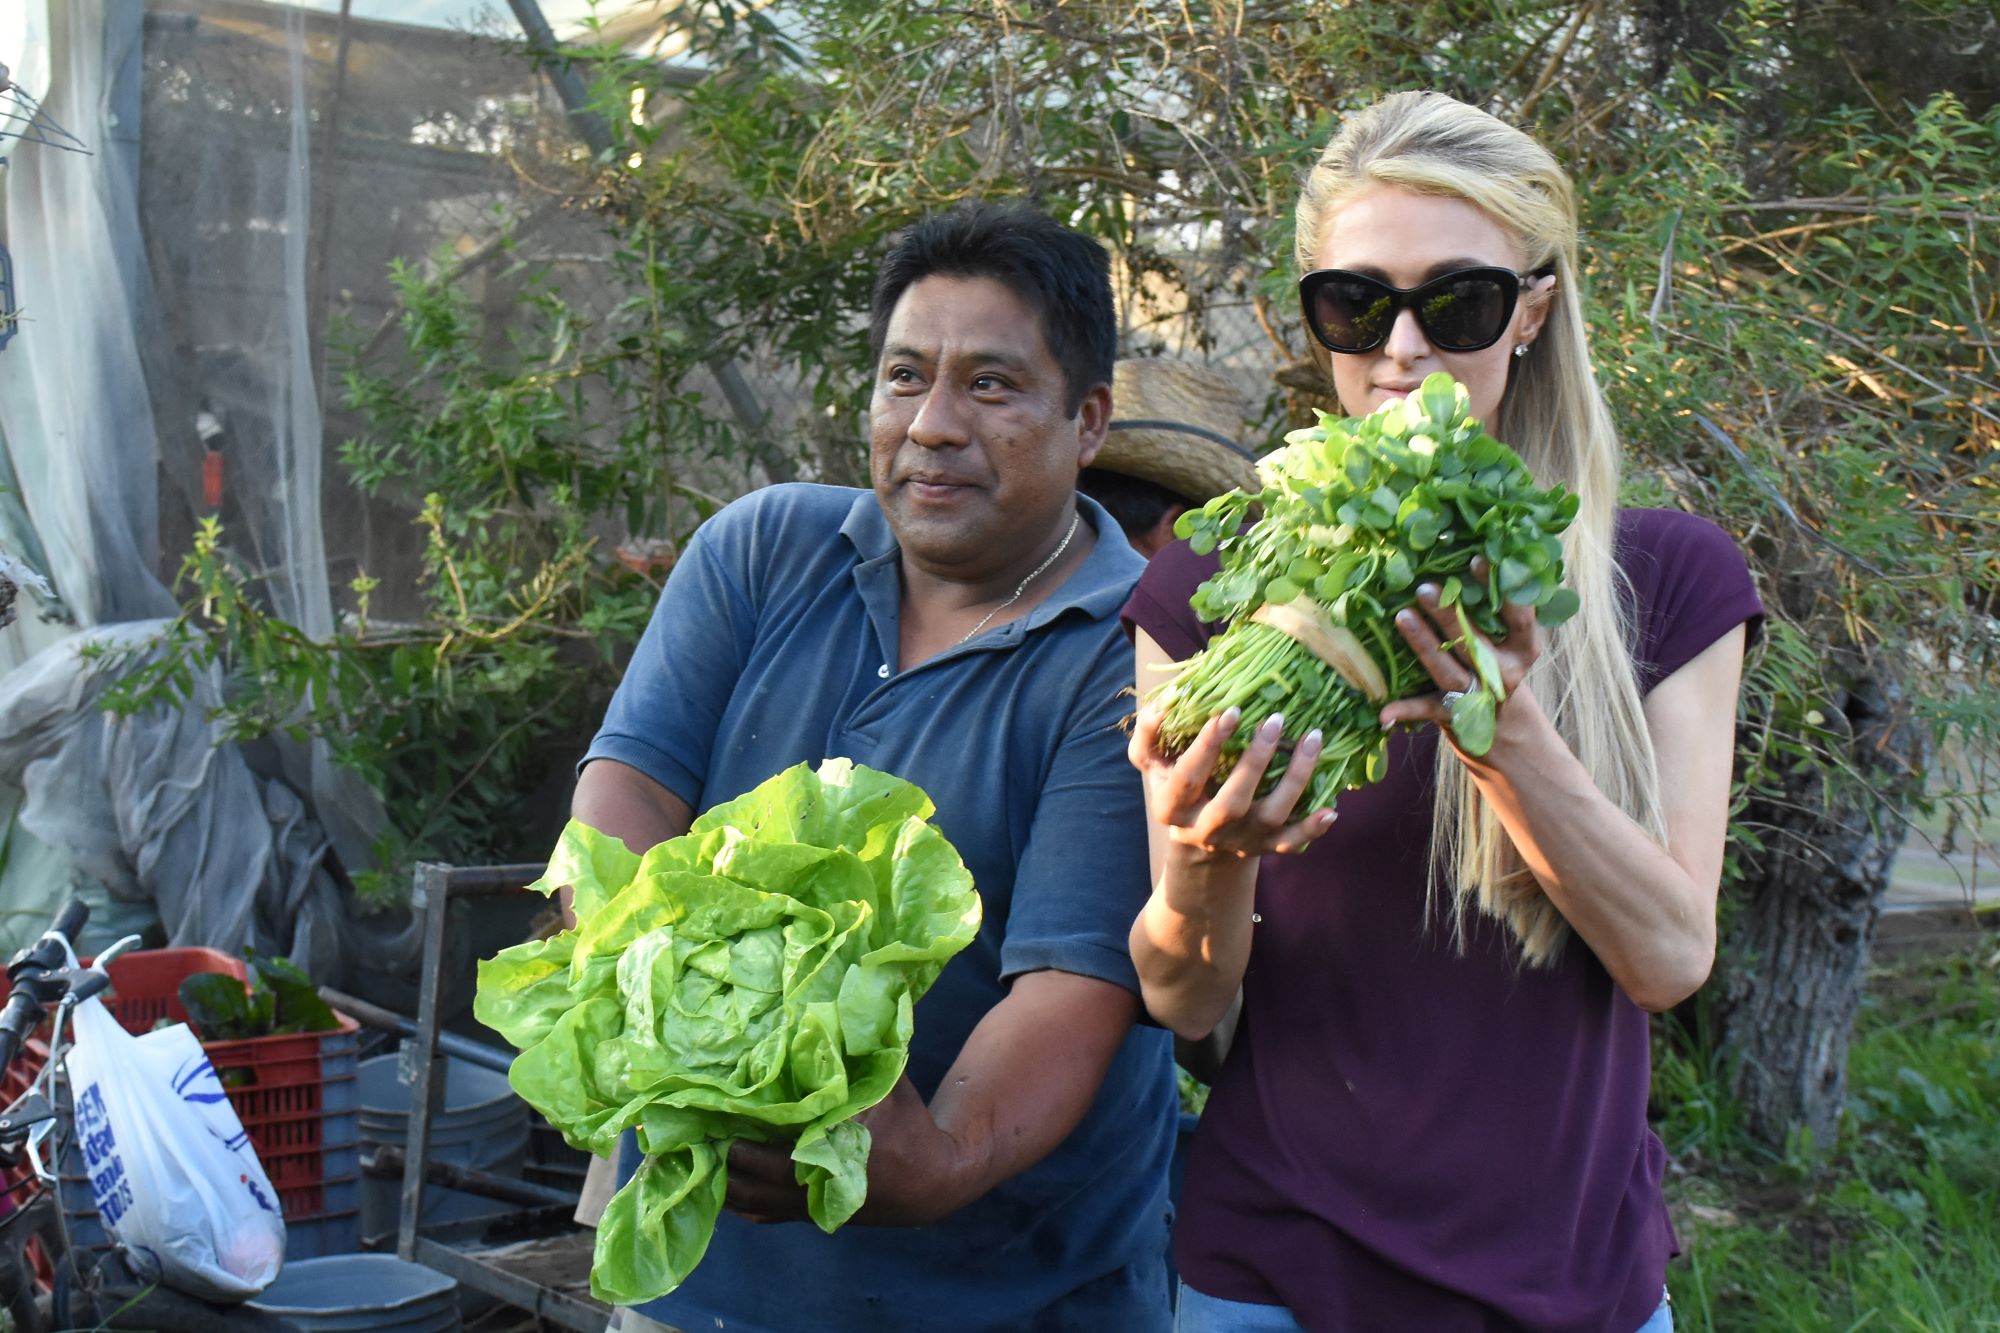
[177, 951, 340, 1042]
[99, 255, 724, 884]
[1662, 943, 2000, 1329]
[1570, 16, 2000, 851]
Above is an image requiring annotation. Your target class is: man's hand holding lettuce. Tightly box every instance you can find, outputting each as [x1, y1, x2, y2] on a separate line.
[474, 759, 981, 1305]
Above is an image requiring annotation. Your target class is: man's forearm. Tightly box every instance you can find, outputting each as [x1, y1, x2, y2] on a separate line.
[724, 970, 1142, 1227]
[562, 758, 695, 925]
[918, 970, 1140, 1212]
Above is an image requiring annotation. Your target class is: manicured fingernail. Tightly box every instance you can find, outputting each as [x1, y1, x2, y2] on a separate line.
[1302, 728, 1323, 754]
[1319, 810, 1337, 828]
[1219, 707, 1240, 731]
[1418, 583, 1439, 600]
[1262, 713, 1284, 740]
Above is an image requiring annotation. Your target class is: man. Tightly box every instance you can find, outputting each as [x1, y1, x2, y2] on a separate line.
[574, 202, 1177, 1332]
[1080, 358, 1258, 556]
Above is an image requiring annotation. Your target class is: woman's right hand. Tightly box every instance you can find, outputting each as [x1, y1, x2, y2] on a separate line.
[1128, 689, 1331, 1039]
[1128, 697, 1336, 861]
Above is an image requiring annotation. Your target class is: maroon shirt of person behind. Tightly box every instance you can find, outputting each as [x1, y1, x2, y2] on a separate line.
[1122, 508, 1763, 1333]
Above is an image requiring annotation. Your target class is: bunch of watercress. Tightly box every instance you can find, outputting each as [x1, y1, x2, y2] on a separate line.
[1157, 373, 1580, 810]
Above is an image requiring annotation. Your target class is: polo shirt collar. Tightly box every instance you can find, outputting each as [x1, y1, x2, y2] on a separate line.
[839, 488, 1142, 629]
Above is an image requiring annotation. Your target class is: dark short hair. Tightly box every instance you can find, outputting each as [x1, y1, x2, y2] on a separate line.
[869, 201, 1116, 416]
[1079, 467, 1193, 541]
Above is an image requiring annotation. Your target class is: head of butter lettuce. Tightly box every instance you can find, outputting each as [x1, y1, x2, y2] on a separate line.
[473, 759, 980, 1306]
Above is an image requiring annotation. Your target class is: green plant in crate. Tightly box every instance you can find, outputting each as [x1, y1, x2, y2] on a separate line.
[177, 951, 341, 1043]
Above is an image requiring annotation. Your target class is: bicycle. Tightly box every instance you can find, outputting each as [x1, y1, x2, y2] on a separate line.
[0, 900, 303, 1332]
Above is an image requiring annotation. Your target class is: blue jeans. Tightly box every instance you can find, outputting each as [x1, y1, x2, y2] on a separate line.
[1174, 1282, 1674, 1332]
[1175, 1284, 1306, 1333]
[1635, 1290, 1676, 1333]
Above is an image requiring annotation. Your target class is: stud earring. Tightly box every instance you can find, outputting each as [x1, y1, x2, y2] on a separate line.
[1513, 344, 1529, 358]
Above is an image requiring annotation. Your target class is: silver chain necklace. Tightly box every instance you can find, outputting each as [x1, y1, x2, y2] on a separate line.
[957, 510, 1081, 645]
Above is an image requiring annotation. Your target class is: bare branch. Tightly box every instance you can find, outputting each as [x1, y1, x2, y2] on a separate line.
[1514, 0, 1596, 123]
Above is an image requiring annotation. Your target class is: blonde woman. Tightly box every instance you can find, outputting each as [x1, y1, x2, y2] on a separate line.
[1124, 91, 1762, 1332]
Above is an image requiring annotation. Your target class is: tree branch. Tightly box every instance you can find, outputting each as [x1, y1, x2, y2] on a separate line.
[1720, 197, 2000, 225]
[1689, 414, 1885, 577]
[1514, 0, 1596, 123]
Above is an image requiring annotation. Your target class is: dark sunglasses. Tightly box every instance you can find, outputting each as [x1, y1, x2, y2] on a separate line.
[1298, 265, 1546, 355]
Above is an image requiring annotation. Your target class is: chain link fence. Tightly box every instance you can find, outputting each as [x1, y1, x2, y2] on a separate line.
[136, 0, 1317, 624]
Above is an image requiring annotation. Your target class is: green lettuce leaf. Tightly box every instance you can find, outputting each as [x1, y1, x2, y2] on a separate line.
[475, 758, 980, 1307]
[592, 1144, 727, 1304]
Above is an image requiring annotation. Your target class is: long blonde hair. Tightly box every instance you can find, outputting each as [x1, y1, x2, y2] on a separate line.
[1294, 91, 1666, 966]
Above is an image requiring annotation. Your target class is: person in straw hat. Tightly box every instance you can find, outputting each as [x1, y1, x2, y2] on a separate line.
[1082, 358, 1260, 558]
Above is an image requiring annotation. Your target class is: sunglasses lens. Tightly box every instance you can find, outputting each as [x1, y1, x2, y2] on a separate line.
[1419, 274, 1512, 350]
[1308, 277, 1396, 351]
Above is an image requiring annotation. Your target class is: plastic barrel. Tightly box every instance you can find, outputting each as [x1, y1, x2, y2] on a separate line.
[356, 1053, 529, 1241]
[249, 1253, 462, 1332]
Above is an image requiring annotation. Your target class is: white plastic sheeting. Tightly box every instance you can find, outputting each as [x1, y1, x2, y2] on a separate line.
[0, 622, 345, 976]
[0, 0, 372, 962]
[0, 0, 173, 633]
[0, 0, 680, 965]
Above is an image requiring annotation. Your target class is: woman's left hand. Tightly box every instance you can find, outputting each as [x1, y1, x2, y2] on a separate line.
[1377, 566, 1546, 756]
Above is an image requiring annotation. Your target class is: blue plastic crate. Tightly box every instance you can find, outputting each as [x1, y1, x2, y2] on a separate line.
[282, 1027, 364, 1259]
[321, 1030, 359, 1110]
[284, 1178, 361, 1261]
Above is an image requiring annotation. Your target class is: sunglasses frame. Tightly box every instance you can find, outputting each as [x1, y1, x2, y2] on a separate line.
[1297, 265, 1545, 355]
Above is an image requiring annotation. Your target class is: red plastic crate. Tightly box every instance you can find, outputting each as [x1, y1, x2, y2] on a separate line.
[4, 948, 358, 1223]
[0, 1030, 53, 1224]
[101, 945, 244, 1029]
[93, 949, 359, 1218]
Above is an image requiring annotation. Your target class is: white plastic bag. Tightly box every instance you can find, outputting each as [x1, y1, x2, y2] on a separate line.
[64, 994, 287, 1301]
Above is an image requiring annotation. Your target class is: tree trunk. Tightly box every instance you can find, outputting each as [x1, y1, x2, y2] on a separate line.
[1711, 668, 1928, 1149]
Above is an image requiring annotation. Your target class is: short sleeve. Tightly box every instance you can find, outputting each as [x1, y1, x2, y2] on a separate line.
[581, 505, 761, 808]
[998, 638, 1153, 994]
[1121, 539, 1224, 661]
[1617, 508, 1765, 694]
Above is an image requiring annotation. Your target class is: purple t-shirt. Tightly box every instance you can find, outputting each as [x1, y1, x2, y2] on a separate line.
[1122, 508, 1763, 1333]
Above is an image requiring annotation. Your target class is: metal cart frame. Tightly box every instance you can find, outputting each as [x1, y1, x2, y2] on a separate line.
[395, 861, 608, 1332]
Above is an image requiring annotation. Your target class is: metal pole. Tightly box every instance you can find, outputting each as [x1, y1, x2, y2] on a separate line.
[396, 861, 453, 1261]
[503, 0, 613, 158]
[365, 1144, 579, 1210]
[318, 986, 516, 1074]
[498, 0, 794, 483]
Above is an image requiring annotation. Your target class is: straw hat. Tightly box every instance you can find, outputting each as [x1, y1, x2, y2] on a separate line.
[1096, 359, 1259, 503]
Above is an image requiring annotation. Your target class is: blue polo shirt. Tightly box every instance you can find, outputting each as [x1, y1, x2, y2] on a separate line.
[584, 483, 1176, 1333]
